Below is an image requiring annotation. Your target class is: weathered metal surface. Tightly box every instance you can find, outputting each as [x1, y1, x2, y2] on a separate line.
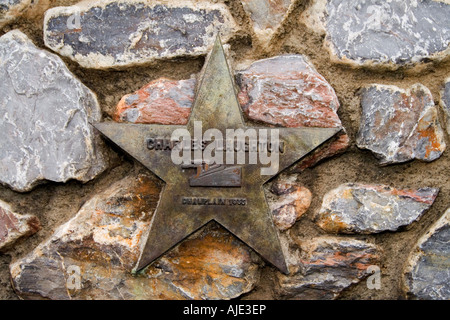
[94, 37, 341, 274]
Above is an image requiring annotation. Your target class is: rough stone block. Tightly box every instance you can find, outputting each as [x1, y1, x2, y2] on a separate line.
[44, 0, 238, 69]
[0, 30, 108, 192]
[440, 77, 450, 135]
[269, 179, 312, 231]
[236, 54, 349, 169]
[316, 183, 439, 234]
[276, 237, 381, 299]
[302, 0, 450, 69]
[114, 77, 196, 125]
[241, 0, 294, 43]
[0, 199, 40, 251]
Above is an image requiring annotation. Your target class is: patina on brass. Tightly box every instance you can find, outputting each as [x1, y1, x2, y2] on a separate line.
[94, 37, 342, 274]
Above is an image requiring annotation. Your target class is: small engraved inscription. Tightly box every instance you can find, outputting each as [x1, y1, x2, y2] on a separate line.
[182, 197, 247, 206]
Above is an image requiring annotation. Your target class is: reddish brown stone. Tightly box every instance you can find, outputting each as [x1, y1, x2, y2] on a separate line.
[269, 180, 312, 231]
[114, 77, 195, 125]
[0, 0, 32, 28]
[441, 77, 450, 135]
[236, 55, 349, 169]
[0, 200, 40, 251]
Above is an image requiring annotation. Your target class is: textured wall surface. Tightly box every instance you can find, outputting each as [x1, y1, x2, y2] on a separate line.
[0, 0, 449, 300]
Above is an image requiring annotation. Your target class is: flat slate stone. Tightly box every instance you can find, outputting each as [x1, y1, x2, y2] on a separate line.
[241, 0, 293, 42]
[302, 0, 450, 69]
[404, 208, 450, 300]
[44, 0, 238, 69]
[0, 30, 108, 192]
[10, 171, 261, 300]
[315, 183, 439, 234]
[114, 77, 196, 125]
[441, 77, 450, 135]
[276, 237, 380, 299]
[357, 84, 446, 165]
[0, 0, 31, 28]
[0, 199, 40, 251]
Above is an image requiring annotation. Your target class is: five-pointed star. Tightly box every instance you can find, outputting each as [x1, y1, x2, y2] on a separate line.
[94, 37, 341, 274]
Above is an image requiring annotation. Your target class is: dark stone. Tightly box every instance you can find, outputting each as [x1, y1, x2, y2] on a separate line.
[44, 0, 238, 69]
[404, 209, 450, 300]
[316, 183, 439, 234]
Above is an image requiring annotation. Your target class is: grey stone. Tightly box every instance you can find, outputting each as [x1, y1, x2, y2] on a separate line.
[303, 0, 450, 69]
[43, 0, 238, 69]
[10, 172, 261, 300]
[241, 0, 293, 42]
[276, 237, 380, 299]
[0, 0, 31, 28]
[441, 77, 450, 135]
[0, 199, 40, 251]
[315, 183, 439, 234]
[356, 84, 446, 165]
[0, 30, 108, 192]
[113, 77, 195, 125]
[404, 208, 450, 300]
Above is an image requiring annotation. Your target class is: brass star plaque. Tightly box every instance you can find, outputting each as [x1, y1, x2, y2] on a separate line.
[94, 37, 341, 274]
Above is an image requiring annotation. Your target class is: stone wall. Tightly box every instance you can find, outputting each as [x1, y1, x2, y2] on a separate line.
[0, 0, 449, 300]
